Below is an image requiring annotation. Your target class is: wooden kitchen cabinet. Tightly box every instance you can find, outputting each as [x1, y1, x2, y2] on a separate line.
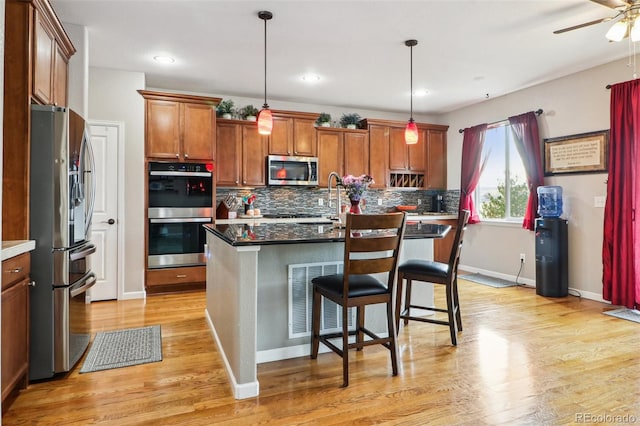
[139, 90, 221, 161]
[368, 125, 390, 188]
[216, 119, 268, 187]
[424, 128, 448, 190]
[3, 0, 75, 241]
[2, 253, 31, 404]
[268, 111, 319, 157]
[317, 128, 369, 187]
[145, 265, 205, 294]
[390, 127, 425, 171]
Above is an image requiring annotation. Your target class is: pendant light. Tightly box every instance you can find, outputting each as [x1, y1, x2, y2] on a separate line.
[257, 11, 273, 135]
[404, 39, 419, 145]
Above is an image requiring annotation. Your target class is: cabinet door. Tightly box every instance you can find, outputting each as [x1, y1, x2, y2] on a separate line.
[182, 103, 215, 161]
[32, 9, 54, 105]
[368, 125, 389, 188]
[146, 100, 181, 159]
[242, 125, 268, 186]
[408, 130, 426, 171]
[269, 116, 294, 155]
[426, 129, 447, 190]
[52, 44, 68, 107]
[344, 131, 368, 177]
[317, 130, 343, 187]
[388, 127, 407, 170]
[293, 118, 316, 156]
[1, 277, 29, 402]
[216, 122, 242, 186]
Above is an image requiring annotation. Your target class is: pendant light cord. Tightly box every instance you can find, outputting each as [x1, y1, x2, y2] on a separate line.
[263, 15, 268, 108]
[410, 43, 413, 120]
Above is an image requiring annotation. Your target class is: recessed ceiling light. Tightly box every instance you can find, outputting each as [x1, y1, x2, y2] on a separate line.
[153, 55, 175, 64]
[301, 73, 321, 83]
[413, 89, 429, 97]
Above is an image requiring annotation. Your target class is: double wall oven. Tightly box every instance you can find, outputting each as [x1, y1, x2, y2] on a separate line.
[147, 162, 213, 268]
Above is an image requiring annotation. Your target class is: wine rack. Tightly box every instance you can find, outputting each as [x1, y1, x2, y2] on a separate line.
[389, 172, 424, 188]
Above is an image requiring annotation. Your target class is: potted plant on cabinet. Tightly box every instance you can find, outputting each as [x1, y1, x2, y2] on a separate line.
[315, 112, 332, 127]
[239, 105, 259, 121]
[339, 113, 362, 129]
[217, 99, 235, 119]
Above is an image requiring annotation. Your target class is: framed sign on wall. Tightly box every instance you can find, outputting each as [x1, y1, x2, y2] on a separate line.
[543, 130, 609, 176]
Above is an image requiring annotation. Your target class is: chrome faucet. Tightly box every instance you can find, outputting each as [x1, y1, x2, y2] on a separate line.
[328, 172, 341, 220]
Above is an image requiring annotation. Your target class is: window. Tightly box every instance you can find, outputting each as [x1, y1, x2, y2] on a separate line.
[475, 124, 528, 221]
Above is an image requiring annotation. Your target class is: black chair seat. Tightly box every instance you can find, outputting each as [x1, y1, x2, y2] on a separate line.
[398, 259, 449, 279]
[312, 274, 389, 298]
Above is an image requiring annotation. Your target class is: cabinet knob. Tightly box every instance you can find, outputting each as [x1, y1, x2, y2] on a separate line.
[28, 281, 36, 287]
[243, 180, 247, 185]
[176, 274, 187, 278]
[175, 153, 180, 158]
[184, 153, 189, 159]
[235, 180, 239, 184]
[6, 267, 23, 273]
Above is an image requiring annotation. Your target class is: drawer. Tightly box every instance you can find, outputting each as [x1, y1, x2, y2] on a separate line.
[146, 266, 206, 288]
[2, 253, 30, 291]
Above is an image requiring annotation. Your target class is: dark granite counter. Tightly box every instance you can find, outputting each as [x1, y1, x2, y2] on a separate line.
[204, 221, 450, 247]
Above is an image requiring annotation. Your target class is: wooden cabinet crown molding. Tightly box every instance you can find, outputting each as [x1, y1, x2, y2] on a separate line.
[271, 110, 320, 121]
[30, 0, 76, 59]
[361, 118, 449, 132]
[138, 90, 221, 106]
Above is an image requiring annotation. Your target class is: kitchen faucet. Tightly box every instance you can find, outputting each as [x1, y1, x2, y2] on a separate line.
[328, 172, 341, 221]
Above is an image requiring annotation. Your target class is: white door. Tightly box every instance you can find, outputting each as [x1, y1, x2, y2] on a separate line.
[88, 121, 121, 301]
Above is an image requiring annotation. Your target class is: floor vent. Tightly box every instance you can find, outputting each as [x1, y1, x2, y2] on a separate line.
[288, 261, 355, 339]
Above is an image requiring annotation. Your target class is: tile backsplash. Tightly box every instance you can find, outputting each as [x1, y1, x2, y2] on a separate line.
[216, 187, 460, 217]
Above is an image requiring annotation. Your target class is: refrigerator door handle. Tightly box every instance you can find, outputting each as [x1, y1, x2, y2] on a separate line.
[82, 128, 96, 237]
[69, 243, 96, 261]
[70, 272, 97, 298]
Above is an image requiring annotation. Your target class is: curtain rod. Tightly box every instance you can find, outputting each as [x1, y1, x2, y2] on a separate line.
[458, 108, 543, 134]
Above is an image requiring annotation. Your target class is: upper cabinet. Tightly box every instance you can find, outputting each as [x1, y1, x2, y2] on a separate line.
[216, 119, 268, 187]
[3, 0, 76, 240]
[362, 119, 448, 189]
[268, 111, 319, 157]
[317, 128, 369, 187]
[139, 90, 221, 162]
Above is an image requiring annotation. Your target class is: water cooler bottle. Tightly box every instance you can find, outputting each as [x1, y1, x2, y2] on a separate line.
[535, 186, 568, 297]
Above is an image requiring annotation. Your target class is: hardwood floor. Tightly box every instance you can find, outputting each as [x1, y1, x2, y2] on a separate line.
[3, 280, 639, 425]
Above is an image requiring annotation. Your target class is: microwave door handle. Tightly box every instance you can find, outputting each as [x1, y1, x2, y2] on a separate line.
[149, 171, 212, 177]
[308, 162, 312, 183]
[70, 272, 97, 298]
[149, 217, 212, 224]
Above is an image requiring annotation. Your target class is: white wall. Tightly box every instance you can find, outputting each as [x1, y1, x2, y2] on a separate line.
[64, 23, 88, 118]
[444, 57, 632, 301]
[89, 68, 145, 297]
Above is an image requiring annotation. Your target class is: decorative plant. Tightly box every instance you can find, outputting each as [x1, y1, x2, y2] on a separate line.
[239, 104, 259, 119]
[339, 113, 362, 128]
[216, 99, 235, 116]
[315, 112, 332, 126]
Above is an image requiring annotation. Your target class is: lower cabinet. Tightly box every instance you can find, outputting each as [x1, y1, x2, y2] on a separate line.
[145, 266, 206, 294]
[433, 219, 457, 264]
[2, 253, 31, 404]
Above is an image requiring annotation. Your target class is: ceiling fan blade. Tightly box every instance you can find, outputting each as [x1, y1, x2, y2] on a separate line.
[553, 17, 614, 34]
[590, 0, 631, 10]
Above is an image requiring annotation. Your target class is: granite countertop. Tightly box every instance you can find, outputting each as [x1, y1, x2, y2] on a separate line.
[2, 240, 36, 261]
[205, 221, 451, 247]
[215, 213, 457, 226]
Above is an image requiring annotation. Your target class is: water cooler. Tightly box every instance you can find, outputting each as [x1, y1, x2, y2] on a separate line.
[535, 186, 568, 297]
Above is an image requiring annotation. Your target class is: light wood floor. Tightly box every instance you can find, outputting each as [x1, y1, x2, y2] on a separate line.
[3, 279, 639, 425]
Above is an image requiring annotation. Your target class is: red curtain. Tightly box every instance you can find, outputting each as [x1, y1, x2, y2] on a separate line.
[603, 80, 640, 309]
[460, 123, 488, 224]
[509, 112, 545, 231]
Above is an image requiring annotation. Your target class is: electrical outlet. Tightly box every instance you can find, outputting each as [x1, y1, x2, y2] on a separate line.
[378, 198, 383, 206]
[318, 198, 324, 206]
[417, 199, 422, 205]
[519, 253, 526, 263]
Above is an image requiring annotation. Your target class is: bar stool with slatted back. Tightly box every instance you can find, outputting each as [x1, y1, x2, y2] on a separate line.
[310, 212, 407, 387]
[395, 209, 470, 346]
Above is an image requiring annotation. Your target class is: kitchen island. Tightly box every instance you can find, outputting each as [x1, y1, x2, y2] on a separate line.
[204, 220, 450, 399]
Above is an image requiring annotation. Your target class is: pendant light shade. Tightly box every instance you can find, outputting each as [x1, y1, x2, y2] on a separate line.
[258, 11, 273, 135]
[405, 39, 418, 145]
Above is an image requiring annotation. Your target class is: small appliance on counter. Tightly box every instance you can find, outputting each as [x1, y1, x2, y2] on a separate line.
[431, 194, 445, 213]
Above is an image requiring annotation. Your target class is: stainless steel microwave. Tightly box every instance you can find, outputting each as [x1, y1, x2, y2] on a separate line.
[267, 155, 319, 186]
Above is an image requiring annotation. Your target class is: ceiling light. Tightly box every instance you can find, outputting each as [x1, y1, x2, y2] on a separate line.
[631, 16, 640, 42]
[257, 11, 273, 136]
[413, 89, 429, 97]
[302, 73, 321, 83]
[404, 39, 419, 145]
[606, 20, 628, 42]
[153, 55, 175, 64]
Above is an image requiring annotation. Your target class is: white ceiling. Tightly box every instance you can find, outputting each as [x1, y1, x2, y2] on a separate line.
[51, 0, 636, 115]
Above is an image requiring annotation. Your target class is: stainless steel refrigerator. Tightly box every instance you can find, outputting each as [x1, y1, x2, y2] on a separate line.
[29, 105, 97, 380]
